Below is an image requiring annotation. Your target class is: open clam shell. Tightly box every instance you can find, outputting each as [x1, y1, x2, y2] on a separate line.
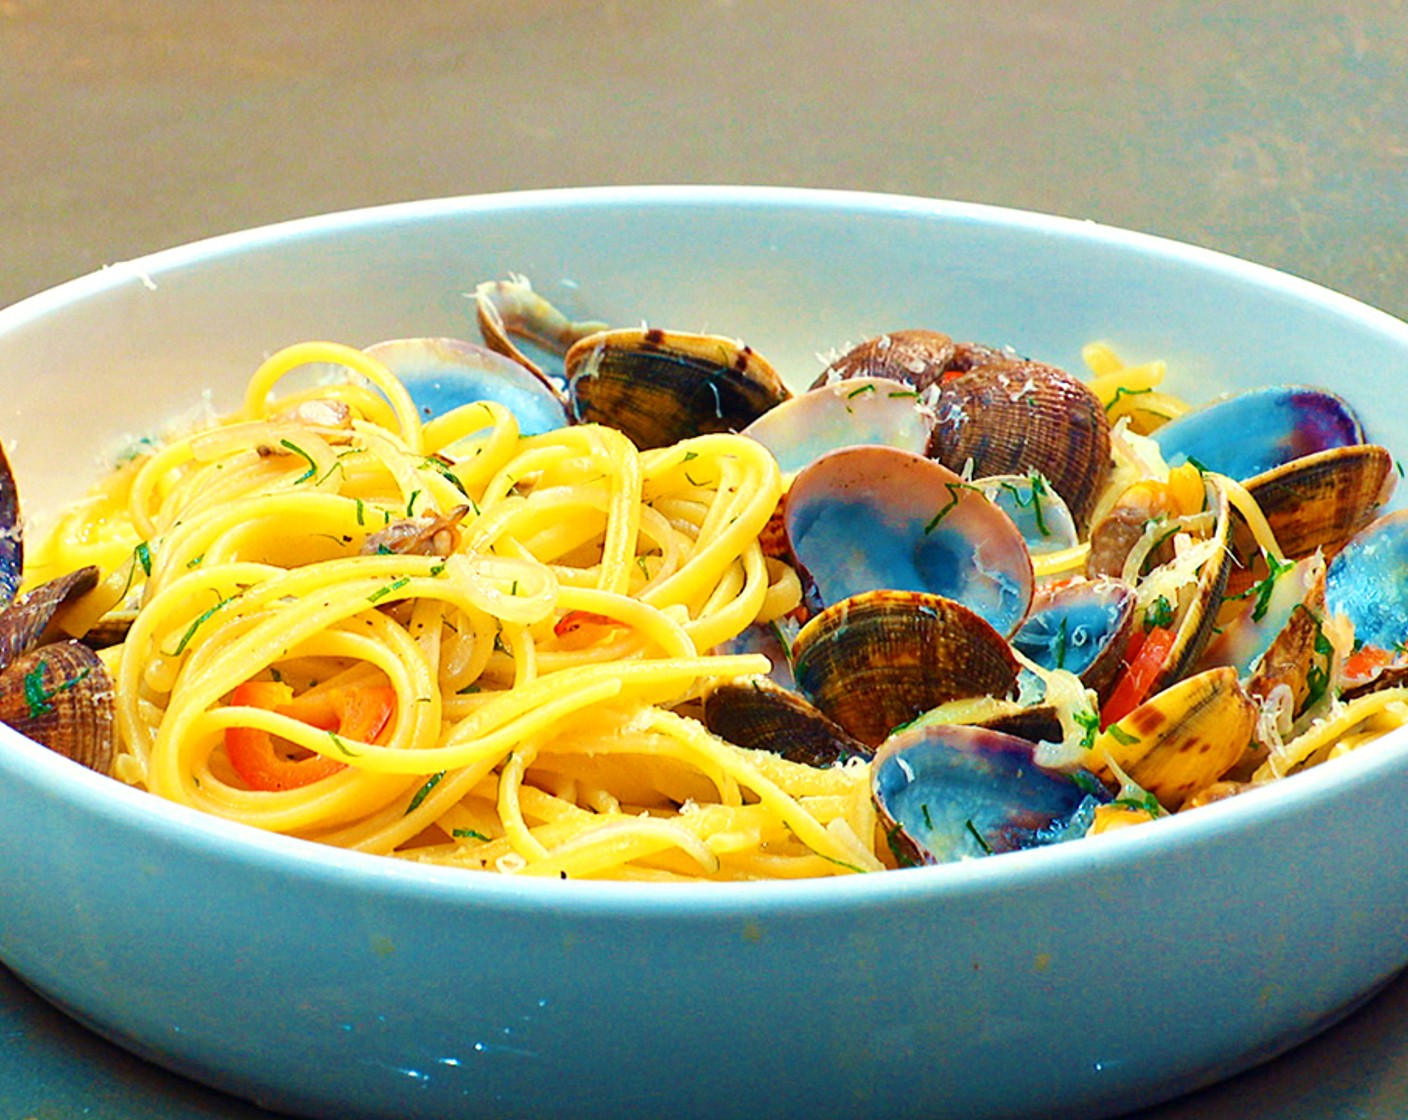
[564, 327, 790, 450]
[0, 444, 19, 609]
[792, 589, 1021, 748]
[741, 376, 935, 475]
[872, 722, 1108, 865]
[1243, 442, 1396, 563]
[783, 445, 1033, 633]
[1326, 508, 1408, 654]
[1010, 577, 1136, 700]
[701, 675, 871, 766]
[473, 276, 609, 383]
[364, 337, 570, 434]
[0, 566, 102, 671]
[1152, 385, 1363, 480]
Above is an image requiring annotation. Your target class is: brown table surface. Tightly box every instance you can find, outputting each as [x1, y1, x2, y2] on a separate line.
[3, 2, 1407, 1117]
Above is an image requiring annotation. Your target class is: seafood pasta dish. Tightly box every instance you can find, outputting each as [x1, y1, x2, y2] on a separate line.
[4, 277, 1406, 881]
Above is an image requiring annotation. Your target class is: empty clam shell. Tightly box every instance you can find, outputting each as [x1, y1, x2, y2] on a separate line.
[973, 474, 1080, 556]
[0, 640, 116, 775]
[783, 445, 1033, 633]
[1152, 385, 1363, 481]
[474, 276, 609, 382]
[872, 722, 1108, 865]
[792, 590, 1021, 747]
[1326, 509, 1408, 654]
[364, 338, 570, 434]
[742, 377, 935, 475]
[1010, 577, 1136, 700]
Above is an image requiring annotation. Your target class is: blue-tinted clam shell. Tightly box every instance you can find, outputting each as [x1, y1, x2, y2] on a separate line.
[1152, 385, 1362, 480]
[873, 723, 1108, 865]
[365, 337, 570, 435]
[783, 445, 1033, 635]
[1010, 577, 1135, 698]
[1327, 509, 1408, 653]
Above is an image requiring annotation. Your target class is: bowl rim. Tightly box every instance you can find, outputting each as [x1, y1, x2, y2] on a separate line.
[4, 183, 1408, 914]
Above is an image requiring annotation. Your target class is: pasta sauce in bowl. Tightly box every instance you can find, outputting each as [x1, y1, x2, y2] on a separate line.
[1, 187, 1407, 1118]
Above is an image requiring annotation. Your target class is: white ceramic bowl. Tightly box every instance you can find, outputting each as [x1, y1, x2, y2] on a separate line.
[2, 186, 1407, 1120]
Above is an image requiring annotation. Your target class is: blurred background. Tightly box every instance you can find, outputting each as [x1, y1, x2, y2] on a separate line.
[3, 1, 1408, 1117]
[5, 1, 1406, 317]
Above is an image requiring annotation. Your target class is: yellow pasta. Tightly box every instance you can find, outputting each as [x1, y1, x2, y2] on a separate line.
[34, 341, 888, 880]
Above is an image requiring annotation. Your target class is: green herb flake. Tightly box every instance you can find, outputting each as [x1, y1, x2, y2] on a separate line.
[278, 439, 318, 484]
[406, 771, 445, 814]
[134, 541, 153, 577]
[367, 576, 411, 604]
[453, 828, 488, 841]
[1144, 594, 1175, 631]
[173, 596, 230, 656]
[1072, 705, 1101, 751]
[846, 383, 877, 400]
[964, 819, 995, 855]
[1106, 725, 1140, 746]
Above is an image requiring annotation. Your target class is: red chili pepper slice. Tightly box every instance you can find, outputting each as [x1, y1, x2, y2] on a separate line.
[1100, 625, 1176, 728]
[224, 681, 395, 791]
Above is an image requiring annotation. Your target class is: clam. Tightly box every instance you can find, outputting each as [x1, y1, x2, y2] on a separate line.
[0, 565, 102, 669]
[1010, 577, 1136, 700]
[1093, 666, 1257, 810]
[808, 330, 957, 393]
[1151, 385, 1363, 481]
[1325, 509, 1408, 655]
[0, 444, 118, 773]
[791, 590, 1020, 748]
[927, 360, 1112, 531]
[1092, 472, 1235, 698]
[1242, 443, 1395, 563]
[701, 675, 871, 766]
[0, 445, 19, 607]
[0, 639, 115, 775]
[473, 276, 609, 383]
[363, 337, 570, 435]
[741, 376, 935, 475]
[564, 328, 791, 450]
[973, 473, 1080, 556]
[872, 722, 1108, 865]
[782, 445, 1033, 633]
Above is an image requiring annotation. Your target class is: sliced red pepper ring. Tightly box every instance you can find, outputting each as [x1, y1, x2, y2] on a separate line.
[224, 680, 396, 792]
[1099, 625, 1176, 729]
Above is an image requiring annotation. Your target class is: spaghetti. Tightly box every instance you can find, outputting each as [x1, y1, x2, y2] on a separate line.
[34, 342, 882, 880]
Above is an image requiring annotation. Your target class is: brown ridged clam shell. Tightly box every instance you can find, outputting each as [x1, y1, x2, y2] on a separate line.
[926, 360, 1112, 531]
[808, 330, 956, 392]
[565, 327, 790, 450]
[791, 589, 1020, 747]
[0, 640, 116, 776]
[1245, 443, 1396, 564]
[0, 566, 101, 671]
[702, 675, 871, 766]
